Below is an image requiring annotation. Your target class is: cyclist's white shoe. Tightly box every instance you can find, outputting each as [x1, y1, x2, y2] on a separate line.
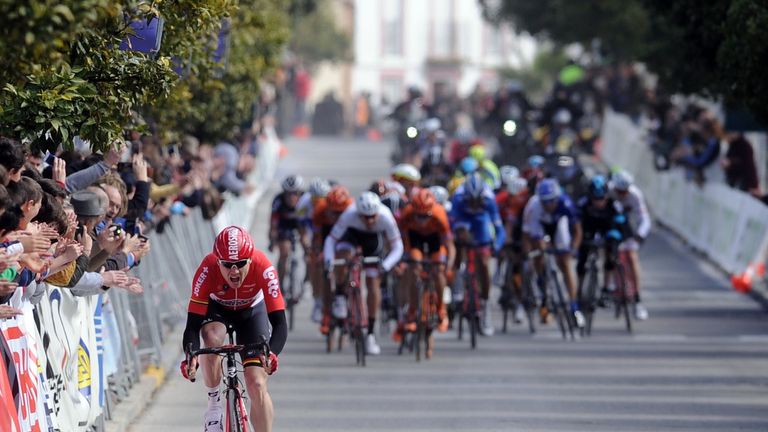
[203, 405, 223, 432]
[481, 302, 495, 336]
[311, 299, 323, 323]
[365, 333, 381, 355]
[332, 295, 348, 319]
[573, 310, 586, 328]
[513, 304, 525, 324]
[634, 303, 649, 321]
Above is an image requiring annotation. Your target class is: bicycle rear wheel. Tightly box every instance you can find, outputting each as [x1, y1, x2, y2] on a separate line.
[225, 388, 247, 432]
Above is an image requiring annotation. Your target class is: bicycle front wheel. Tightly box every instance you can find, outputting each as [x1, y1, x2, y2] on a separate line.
[615, 263, 633, 333]
[225, 388, 247, 432]
[583, 263, 599, 337]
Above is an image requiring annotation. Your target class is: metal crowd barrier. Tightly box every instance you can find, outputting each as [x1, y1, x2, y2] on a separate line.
[0, 129, 279, 432]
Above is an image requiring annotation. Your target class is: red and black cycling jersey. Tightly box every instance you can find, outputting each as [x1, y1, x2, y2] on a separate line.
[183, 250, 288, 355]
[188, 251, 286, 315]
[271, 192, 301, 232]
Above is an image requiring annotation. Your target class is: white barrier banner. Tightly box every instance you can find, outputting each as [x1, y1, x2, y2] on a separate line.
[601, 110, 768, 274]
[33, 285, 102, 431]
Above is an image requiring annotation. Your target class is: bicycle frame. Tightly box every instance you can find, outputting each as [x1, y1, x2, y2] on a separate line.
[457, 245, 483, 349]
[400, 258, 441, 361]
[329, 255, 380, 366]
[284, 232, 305, 332]
[528, 247, 576, 340]
[188, 327, 270, 432]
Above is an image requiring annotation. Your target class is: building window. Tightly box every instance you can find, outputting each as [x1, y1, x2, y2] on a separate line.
[381, 76, 402, 106]
[486, 25, 503, 56]
[383, 1, 402, 56]
[430, 4, 452, 58]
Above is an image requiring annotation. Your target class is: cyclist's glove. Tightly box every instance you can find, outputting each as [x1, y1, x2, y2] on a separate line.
[180, 358, 198, 381]
[634, 234, 646, 245]
[266, 352, 279, 375]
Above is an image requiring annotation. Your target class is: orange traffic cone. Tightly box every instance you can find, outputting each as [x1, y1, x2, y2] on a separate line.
[292, 123, 310, 138]
[731, 262, 765, 293]
[367, 128, 382, 142]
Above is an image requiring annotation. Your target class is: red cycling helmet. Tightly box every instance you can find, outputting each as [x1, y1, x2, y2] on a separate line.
[213, 225, 254, 261]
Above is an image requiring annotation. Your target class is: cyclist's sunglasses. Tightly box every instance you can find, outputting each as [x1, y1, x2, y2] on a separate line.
[218, 258, 251, 269]
[361, 214, 377, 221]
[415, 212, 432, 220]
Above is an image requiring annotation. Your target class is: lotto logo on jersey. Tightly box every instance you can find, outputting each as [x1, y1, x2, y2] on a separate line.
[225, 227, 241, 260]
[263, 265, 280, 298]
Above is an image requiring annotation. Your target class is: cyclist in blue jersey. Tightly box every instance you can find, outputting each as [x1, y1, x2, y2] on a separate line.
[449, 172, 506, 336]
[522, 178, 584, 327]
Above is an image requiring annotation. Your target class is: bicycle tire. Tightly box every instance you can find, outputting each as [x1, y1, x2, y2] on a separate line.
[501, 257, 514, 333]
[549, 268, 572, 340]
[225, 388, 246, 432]
[616, 263, 633, 333]
[469, 312, 477, 349]
[583, 261, 599, 337]
[357, 327, 367, 366]
[285, 257, 296, 332]
[467, 273, 478, 349]
[522, 264, 537, 334]
[415, 321, 422, 362]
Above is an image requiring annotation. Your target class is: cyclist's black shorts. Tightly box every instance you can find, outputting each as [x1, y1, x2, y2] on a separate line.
[407, 231, 442, 255]
[201, 300, 270, 367]
[277, 227, 298, 242]
[340, 228, 383, 258]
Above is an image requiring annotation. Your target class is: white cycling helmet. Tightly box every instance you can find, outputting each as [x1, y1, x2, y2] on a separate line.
[391, 163, 421, 182]
[499, 165, 520, 185]
[611, 170, 634, 192]
[506, 177, 528, 195]
[308, 177, 331, 198]
[431, 186, 452, 212]
[429, 186, 449, 206]
[356, 191, 381, 217]
[553, 108, 572, 125]
[281, 174, 304, 193]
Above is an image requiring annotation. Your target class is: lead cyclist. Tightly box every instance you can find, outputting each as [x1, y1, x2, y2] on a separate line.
[180, 226, 288, 432]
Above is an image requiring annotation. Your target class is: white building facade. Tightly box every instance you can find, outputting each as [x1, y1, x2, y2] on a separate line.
[352, 0, 536, 105]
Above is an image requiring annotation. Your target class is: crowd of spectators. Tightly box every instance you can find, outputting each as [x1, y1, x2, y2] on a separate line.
[0, 114, 268, 317]
[595, 63, 762, 198]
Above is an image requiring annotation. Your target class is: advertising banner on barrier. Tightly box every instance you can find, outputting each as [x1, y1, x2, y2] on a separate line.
[1, 316, 48, 431]
[33, 285, 103, 431]
[0, 330, 20, 432]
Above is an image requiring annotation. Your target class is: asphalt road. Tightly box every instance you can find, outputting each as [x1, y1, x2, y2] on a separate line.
[130, 136, 768, 432]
